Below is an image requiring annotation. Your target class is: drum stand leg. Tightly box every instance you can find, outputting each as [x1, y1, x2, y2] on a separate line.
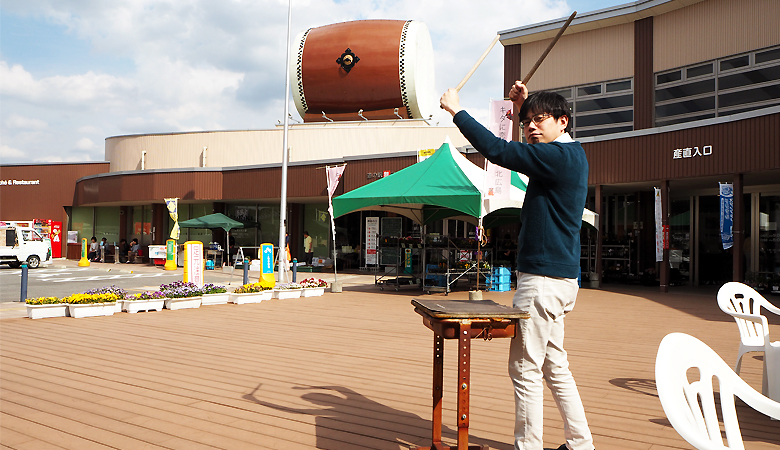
[413, 328, 487, 450]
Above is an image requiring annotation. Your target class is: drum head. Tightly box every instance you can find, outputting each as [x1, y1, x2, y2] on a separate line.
[290, 20, 436, 121]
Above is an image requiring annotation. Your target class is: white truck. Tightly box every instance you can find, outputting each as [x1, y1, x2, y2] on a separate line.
[0, 225, 52, 268]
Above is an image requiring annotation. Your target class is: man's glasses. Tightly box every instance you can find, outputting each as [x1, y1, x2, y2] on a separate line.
[520, 113, 552, 128]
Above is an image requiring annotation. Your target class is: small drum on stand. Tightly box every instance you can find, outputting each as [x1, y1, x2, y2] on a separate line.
[291, 19, 436, 122]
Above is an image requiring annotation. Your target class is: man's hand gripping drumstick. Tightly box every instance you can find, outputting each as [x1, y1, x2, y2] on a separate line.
[441, 81, 528, 118]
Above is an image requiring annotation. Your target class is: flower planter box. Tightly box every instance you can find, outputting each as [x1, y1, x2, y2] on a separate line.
[202, 292, 230, 305]
[301, 287, 326, 297]
[68, 302, 116, 318]
[26, 303, 68, 319]
[164, 297, 202, 310]
[229, 291, 272, 304]
[122, 299, 165, 313]
[113, 301, 124, 313]
[273, 289, 303, 299]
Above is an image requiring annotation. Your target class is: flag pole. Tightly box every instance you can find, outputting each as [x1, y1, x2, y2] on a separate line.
[278, 0, 293, 283]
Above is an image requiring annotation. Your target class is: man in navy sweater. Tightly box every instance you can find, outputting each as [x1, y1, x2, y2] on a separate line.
[441, 82, 594, 450]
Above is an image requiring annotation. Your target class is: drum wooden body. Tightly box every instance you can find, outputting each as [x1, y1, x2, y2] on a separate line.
[291, 20, 435, 122]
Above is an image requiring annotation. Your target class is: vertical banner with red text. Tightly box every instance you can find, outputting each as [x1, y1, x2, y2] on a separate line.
[488, 99, 513, 142]
[365, 217, 379, 265]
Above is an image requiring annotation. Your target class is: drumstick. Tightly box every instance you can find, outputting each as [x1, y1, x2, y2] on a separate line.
[455, 34, 500, 92]
[521, 11, 577, 85]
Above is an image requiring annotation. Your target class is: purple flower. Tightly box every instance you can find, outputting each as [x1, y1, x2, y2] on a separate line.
[159, 281, 203, 298]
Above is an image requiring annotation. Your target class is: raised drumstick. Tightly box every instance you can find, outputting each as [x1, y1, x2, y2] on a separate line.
[454, 11, 577, 94]
[455, 34, 501, 92]
[522, 11, 577, 85]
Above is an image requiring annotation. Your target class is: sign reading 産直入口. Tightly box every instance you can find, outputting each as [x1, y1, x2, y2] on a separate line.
[672, 145, 712, 159]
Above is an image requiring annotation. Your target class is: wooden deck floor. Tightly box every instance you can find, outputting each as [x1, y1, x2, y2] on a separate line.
[1, 285, 778, 450]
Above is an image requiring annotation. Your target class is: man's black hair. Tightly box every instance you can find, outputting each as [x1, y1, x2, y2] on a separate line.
[518, 91, 572, 132]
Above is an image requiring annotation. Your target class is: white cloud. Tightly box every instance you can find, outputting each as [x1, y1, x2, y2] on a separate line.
[0, 61, 136, 109]
[1, 0, 572, 163]
[75, 137, 95, 150]
[6, 114, 48, 130]
[77, 125, 101, 134]
[0, 144, 26, 160]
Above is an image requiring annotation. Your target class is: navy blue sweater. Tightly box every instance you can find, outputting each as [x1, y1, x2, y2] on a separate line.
[453, 111, 588, 279]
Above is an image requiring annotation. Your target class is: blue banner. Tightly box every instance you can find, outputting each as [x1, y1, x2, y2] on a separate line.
[262, 243, 274, 274]
[719, 183, 733, 250]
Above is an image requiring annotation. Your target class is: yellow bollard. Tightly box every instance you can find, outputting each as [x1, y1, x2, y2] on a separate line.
[78, 238, 90, 267]
[164, 239, 177, 271]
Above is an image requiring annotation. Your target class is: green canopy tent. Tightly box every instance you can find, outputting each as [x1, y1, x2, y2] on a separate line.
[178, 213, 244, 262]
[332, 138, 597, 229]
[332, 138, 527, 225]
[178, 213, 244, 232]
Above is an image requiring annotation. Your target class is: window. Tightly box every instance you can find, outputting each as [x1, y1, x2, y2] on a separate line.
[572, 78, 633, 138]
[654, 45, 780, 126]
[756, 47, 780, 64]
[687, 63, 714, 79]
[720, 55, 749, 71]
[578, 84, 602, 96]
[71, 207, 94, 243]
[95, 207, 120, 246]
[529, 78, 633, 139]
[657, 71, 682, 85]
[606, 80, 632, 93]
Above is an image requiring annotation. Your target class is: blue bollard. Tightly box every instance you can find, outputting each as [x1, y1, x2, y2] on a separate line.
[20, 262, 28, 302]
[292, 258, 297, 283]
[243, 258, 249, 285]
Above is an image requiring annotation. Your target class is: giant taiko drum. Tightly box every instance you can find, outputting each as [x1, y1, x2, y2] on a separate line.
[290, 20, 435, 122]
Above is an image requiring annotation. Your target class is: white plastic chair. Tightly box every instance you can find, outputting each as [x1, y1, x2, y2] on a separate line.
[717, 282, 780, 401]
[655, 333, 780, 450]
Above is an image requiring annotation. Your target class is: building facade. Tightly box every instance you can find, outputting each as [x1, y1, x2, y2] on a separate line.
[499, 0, 780, 290]
[2, 0, 778, 293]
[1, 121, 474, 263]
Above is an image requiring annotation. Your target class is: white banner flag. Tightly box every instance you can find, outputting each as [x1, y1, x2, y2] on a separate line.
[485, 161, 511, 199]
[326, 165, 346, 198]
[326, 164, 346, 279]
[488, 99, 513, 142]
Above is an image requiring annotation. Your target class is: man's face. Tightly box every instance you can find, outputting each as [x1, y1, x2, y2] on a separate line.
[522, 111, 568, 144]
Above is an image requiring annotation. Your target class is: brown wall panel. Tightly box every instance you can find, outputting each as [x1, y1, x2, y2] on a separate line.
[504, 44, 522, 142]
[75, 171, 223, 205]
[1, 163, 109, 220]
[585, 113, 780, 185]
[223, 169, 280, 200]
[504, 44, 521, 94]
[634, 17, 653, 130]
[519, 24, 634, 91]
[654, 0, 780, 72]
[341, 156, 418, 192]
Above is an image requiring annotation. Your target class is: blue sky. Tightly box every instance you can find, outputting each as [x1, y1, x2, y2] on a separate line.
[0, 0, 628, 163]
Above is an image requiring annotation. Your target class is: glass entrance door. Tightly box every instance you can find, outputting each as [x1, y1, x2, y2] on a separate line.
[669, 199, 691, 285]
[758, 194, 780, 288]
[697, 196, 733, 285]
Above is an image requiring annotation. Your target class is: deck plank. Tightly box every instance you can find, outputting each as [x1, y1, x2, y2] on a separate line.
[1, 286, 778, 450]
